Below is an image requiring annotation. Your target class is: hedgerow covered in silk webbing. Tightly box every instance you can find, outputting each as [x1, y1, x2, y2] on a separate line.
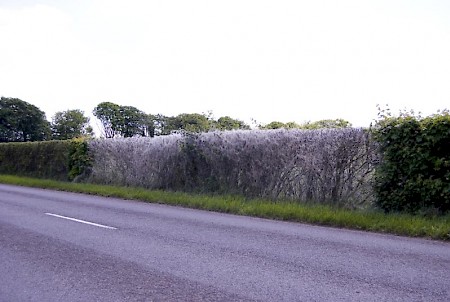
[88, 128, 377, 208]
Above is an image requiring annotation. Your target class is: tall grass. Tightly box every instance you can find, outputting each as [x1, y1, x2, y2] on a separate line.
[1, 175, 448, 241]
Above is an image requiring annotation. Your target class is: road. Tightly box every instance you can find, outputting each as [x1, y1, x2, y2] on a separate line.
[0, 184, 449, 301]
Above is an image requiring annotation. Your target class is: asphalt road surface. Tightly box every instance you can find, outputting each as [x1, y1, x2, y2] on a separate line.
[1, 184, 449, 301]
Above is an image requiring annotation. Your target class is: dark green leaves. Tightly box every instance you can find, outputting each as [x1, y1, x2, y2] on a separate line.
[93, 102, 152, 138]
[372, 109, 450, 214]
[51, 109, 93, 140]
[0, 97, 50, 142]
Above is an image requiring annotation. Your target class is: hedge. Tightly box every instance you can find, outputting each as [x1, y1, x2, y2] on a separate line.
[0, 139, 90, 181]
[372, 111, 450, 214]
[1, 114, 449, 216]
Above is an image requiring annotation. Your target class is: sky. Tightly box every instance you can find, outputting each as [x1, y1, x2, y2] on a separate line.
[1, 0, 450, 130]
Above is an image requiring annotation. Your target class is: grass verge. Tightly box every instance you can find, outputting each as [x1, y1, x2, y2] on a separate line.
[1, 174, 449, 241]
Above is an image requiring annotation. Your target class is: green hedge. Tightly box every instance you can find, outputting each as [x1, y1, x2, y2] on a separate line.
[0, 139, 91, 181]
[373, 111, 450, 214]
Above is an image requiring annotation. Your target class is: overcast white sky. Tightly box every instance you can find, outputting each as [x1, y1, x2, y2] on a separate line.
[1, 0, 449, 128]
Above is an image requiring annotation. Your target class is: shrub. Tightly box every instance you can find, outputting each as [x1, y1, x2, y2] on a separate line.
[68, 138, 92, 181]
[372, 110, 450, 214]
[0, 139, 92, 181]
[0, 141, 70, 180]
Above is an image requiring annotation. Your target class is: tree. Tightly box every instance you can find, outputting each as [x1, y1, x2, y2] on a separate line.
[214, 116, 250, 130]
[285, 121, 302, 129]
[51, 109, 93, 140]
[141, 113, 156, 138]
[93, 102, 121, 138]
[118, 106, 153, 137]
[151, 114, 169, 136]
[164, 113, 214, 133]
[93, 102, 154, 138]
[0, 97, 50, 142]
[261, 121, 286, 129]
[260, 119, 352, 130]
[260, 121, 300, 129]
[300, 119, 351, 129]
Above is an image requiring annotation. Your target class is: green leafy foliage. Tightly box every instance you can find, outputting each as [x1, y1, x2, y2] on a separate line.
[260, 119, 351, 130]
[0, 141, 69, 180]
[92, 102, 122, 138]
[214, 116, 250, 131]
[51, 109, 93, 140]
[372, 108, 450, 214]
[0, 97, 51, 142]
[300, 119, 352, 129]
[68, 138, 92, 181]
[93, 102, 155, 138]
[0, 139, 92, 181]
[118, 106, 153, 137]
[260, 121, 300, 129]
[156, 113, 250, 134]
[163, 113, 213, 133]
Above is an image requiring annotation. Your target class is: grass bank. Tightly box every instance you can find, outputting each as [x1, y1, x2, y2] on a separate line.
[1, 174, 449, 241]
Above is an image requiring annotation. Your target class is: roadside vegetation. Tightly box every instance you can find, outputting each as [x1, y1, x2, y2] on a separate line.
[0, 175, 449, 240]
[1, 97, 449, 240]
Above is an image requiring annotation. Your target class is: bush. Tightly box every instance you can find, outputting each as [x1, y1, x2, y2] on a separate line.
[372, 110, 450, 214]
[0, 141, 70, 180]
[0, 139, 92, 181]
[68, 138, 92, 181]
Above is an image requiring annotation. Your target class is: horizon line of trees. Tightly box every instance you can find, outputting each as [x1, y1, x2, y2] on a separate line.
[1, 97, 352, 142]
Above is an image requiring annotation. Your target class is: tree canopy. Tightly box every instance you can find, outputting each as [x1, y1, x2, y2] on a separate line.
[93, 102, 121, 138]
[0, 97, 357, 142]
[214, 116, 250, 131]
[260, 119, 351, 130]
[0, 97, 50, 142]
[260, 121, 301, 130]
[51, 109, 93, 140]
[93, 102, 154, 138]
[163, 113, 213, 134]
[300, 119, 352, 129]
[153, 113, 250, 134]
[91, 102, 352, 137]
[119, 106, 154, 137]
